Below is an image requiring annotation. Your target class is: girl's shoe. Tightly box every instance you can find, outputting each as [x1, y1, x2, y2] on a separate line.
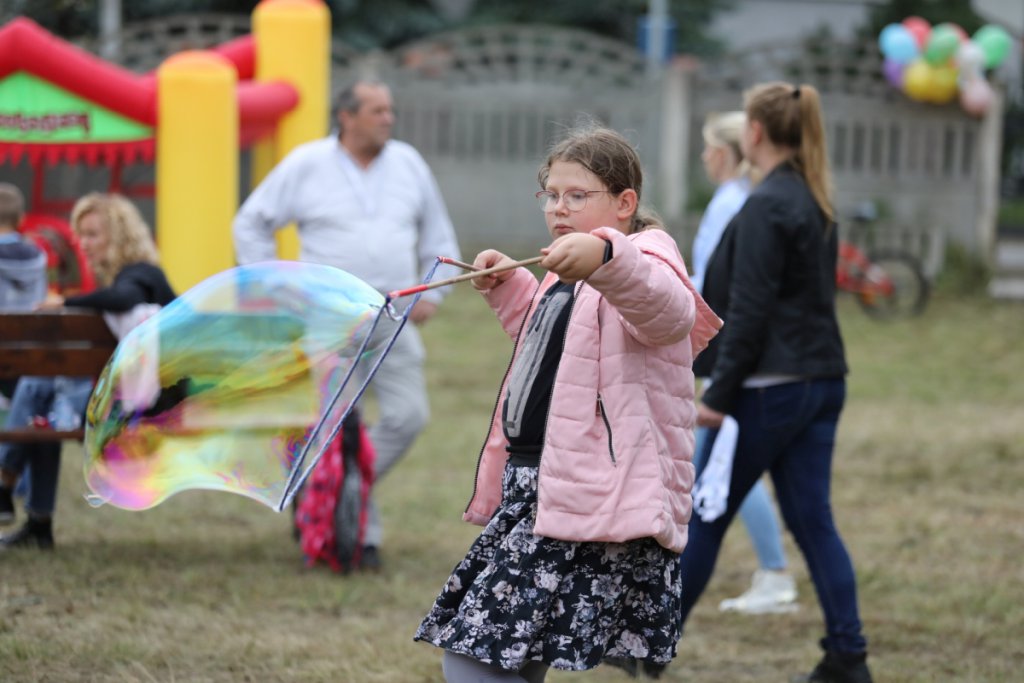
[603, 657, 668, 680]
[603, 657, 638, 678]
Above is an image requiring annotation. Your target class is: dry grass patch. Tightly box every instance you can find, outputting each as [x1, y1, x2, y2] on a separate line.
[1, 288, 1022, 682]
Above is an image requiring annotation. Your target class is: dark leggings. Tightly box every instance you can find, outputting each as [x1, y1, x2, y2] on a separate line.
[442, 651, 548, 683]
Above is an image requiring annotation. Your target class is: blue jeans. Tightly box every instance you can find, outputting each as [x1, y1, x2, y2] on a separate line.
[693, 426, 788, 571]
[0, 376, 93, 517]
[680, 379, 867, 654]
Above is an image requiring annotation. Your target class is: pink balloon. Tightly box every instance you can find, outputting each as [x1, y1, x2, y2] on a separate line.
[960, 78, 993, 117]
[902, 16, 931, 49]
[948, 23, 969, 43]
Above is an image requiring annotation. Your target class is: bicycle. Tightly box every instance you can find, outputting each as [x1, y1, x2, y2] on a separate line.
[836, 203, 930, 319]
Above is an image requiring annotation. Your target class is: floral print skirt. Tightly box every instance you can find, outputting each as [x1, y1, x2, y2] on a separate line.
[414, 461, 682, 672]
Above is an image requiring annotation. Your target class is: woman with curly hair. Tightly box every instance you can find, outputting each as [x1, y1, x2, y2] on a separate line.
[0, 194, 175, 550]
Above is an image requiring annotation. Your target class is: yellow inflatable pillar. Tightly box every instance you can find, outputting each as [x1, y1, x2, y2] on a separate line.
[156, 51, 238, 293]
[252, 0, 331, 260]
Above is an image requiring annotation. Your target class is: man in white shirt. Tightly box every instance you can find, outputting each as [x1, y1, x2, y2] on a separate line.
[233, 80, 461, 570]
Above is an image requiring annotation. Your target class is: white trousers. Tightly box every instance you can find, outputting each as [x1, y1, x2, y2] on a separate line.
[358, 322, 429, 547]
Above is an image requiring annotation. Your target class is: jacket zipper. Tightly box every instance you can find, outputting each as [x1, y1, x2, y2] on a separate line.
[597, 393, 617, 464]
[465, 280, 542, 514]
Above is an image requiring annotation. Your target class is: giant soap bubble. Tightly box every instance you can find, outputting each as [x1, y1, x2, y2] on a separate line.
[83, 261, 389, 512]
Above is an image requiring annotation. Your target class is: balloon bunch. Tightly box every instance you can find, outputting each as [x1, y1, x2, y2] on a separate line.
[878, 16, 1011, 117]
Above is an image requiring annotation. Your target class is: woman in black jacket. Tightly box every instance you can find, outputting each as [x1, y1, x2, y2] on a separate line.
[680, 83, 872, 683]
[0, 194, 175, 550]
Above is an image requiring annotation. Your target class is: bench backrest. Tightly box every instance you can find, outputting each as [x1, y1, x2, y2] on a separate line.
[0, 309, 117, 442]
[0, 310, 117, 379]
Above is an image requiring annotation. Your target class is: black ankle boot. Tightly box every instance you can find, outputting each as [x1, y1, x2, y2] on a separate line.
[792, 649, 873, 683]
[0, 485, 14, 525]
[0, 515, 54, 550]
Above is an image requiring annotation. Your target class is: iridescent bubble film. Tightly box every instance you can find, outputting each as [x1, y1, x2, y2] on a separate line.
[83, 262, 386, 511]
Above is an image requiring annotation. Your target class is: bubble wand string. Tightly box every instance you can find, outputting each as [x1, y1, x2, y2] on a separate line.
[279, 254, 543, 511]
[277, 258, 442, 511]
[275, 304, 390, 510]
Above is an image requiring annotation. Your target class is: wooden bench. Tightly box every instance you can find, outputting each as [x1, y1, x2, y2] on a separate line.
[0, 309, 117, 443]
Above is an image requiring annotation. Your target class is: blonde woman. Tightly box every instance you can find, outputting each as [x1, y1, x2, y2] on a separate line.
[692, 111, 751, 291]
[690, 111, 799, 616]
[42, 193, 172, 310]
[0, 194, 174, 550]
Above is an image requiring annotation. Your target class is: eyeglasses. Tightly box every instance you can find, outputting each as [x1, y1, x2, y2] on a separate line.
[535, 189, 610, 213]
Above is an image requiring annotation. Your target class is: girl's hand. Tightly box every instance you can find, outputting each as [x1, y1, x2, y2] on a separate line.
[471, 250, 517, 291]
[36, 293, 65, 311]
[541, 233, 607, 283]
[696, 403, 725, 428]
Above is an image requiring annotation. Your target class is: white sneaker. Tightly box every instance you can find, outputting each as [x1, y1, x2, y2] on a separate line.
[719, 569, 799, 614]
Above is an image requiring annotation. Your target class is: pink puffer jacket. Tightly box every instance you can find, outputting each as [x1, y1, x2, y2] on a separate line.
[464, 227, 722, 552]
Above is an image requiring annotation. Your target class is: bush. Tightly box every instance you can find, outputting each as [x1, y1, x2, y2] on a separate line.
[934, 242, 991, 295]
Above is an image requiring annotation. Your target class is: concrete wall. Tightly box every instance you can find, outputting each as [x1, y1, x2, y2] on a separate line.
[708, 0, 881, 49]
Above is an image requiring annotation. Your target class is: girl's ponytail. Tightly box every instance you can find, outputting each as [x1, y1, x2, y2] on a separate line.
[793, 85, 833, 222]
[745, 82, 834, 223]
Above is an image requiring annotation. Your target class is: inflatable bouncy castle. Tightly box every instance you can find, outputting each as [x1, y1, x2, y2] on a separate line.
[0, 0, 331, 291]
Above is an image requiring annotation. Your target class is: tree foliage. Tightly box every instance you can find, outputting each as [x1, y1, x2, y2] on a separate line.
[327, 0, 450, 51]
[1, 1, 259, 37]
[860, 0, 986, 39]
[463, 0, 730, 56]
[3, 0, 731, 55]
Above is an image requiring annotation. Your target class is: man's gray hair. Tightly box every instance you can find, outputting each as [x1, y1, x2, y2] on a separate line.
[333, 79, 389, 134]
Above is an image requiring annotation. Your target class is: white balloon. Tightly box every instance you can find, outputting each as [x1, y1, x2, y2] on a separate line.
[957, 65, 984, 89]
[956, 41, 985, 73]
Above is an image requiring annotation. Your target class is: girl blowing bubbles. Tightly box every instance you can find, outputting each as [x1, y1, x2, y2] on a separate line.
[414, 124, 722, 682]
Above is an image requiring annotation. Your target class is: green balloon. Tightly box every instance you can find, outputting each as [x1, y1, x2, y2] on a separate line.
[924, 25, 960, 65]
[973, 24, 1011, 69]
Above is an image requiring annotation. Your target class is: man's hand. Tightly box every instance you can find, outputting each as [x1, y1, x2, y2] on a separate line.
[540, 233, 607, 284]
[408, 300, 438, 325]
[471, 250, 517, 291]
[696, 403, 725, 428]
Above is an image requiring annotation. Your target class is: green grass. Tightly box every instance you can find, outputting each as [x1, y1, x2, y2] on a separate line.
[2, 286, 1023, 682]
[998, 197, 1024, 229]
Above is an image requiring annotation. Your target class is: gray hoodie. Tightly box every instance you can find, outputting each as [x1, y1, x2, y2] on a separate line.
[0, 236, 47, 311]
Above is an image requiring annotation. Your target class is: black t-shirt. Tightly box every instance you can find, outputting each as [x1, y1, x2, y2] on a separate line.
[502, 280, 575, 460]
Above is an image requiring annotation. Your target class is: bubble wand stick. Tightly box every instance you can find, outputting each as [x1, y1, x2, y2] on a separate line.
[438, 256, 481, 272]
[386, 255, 543, 300]
[434, 255, 477, 272]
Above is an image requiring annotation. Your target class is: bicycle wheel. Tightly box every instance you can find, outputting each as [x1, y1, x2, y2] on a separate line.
[854, 250, 930, 319]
